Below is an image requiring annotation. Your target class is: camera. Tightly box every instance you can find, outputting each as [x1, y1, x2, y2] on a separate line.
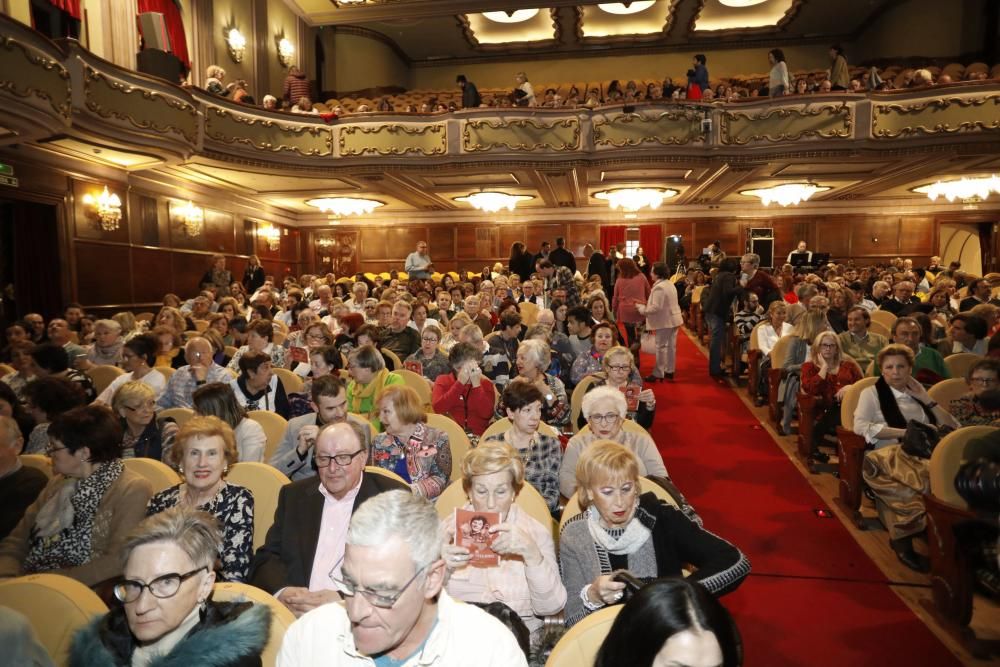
[955, 458, 1000, 512]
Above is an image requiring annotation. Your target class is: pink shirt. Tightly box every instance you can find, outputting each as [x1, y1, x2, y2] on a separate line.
[613, 273, 652, 324]
[307, 475, 362, 591]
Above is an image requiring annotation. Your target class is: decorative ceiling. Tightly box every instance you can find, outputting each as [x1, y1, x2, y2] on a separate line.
[291, 0, 898, 63]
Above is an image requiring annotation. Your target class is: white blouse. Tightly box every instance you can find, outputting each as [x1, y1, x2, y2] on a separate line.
[853, 384, 930, 448]
[759, 322, 793, 356]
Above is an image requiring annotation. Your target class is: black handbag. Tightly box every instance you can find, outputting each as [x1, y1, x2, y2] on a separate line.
[901, 419, 953, 459]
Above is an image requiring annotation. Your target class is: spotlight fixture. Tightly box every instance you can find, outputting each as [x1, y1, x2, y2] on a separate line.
[739, 183, 830, 207]
[454, 191, 533, 213]
[593, 187, 678, 212]
[82, 185, 122, 231]
[224, 27, 246, 63]
[913, 175, 1000, 203]
[175, 200, 204, 237]
[307, 197, 384, 218]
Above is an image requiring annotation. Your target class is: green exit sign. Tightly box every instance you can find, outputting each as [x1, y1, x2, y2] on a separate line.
[0, 163, 12, 176]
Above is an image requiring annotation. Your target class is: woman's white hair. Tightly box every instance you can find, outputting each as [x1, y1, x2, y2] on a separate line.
[518, 338, 551, 370]
[582, 385, 628, 419]
[347, 490, 442, 571]
[94, 319, 122, 334]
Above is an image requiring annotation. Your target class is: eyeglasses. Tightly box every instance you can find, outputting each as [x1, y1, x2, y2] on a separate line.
[421, 336, 439, 342]
[124, 400, 156, 411]
[44, 444, 67, 456]
[314, 448, 365, 468]
[970, 377, 997, 386]
[589, 412, 622, 425]
[607, 364, 631, 372]
[306, 333, 327, 341]
[114, 566, 207, 603]
[329, 557, 427, 609]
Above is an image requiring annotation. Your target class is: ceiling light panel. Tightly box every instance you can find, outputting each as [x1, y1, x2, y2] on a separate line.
[694, 0, 796, 31]
[582, 0, 672, 38]
[466, 9, 555, 44]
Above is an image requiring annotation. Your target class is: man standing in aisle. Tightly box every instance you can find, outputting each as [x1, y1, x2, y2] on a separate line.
[456, 74, 481, 108]
[404, 241, 434, 280]
[548, 237, 577, 274]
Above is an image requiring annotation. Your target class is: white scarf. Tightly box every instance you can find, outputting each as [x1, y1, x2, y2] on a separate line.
[585, 504, 651, 556]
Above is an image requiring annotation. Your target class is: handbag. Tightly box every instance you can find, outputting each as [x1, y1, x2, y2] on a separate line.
[901, 419, 953, 459]
[640, 330, 657, 355]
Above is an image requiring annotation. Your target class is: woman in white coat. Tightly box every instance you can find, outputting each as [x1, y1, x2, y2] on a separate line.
[637, 262, 683, 381]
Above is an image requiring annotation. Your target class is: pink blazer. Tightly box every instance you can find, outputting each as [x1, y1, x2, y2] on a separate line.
[644, 279, 683, 329]
[612, 274, 651, 324]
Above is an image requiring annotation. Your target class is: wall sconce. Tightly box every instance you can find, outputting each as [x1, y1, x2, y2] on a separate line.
[261, 225, 281, 251]
[225, 27, 246, 63]
[277, 37, 295, 67]
[82, 186, 122, 231]
[176, 200, 204, 237]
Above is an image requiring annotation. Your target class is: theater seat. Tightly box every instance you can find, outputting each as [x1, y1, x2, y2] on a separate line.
[85, 365, 125, 395]
[927, 378, 969, 410]
[212, 581, 296, 667]
[365, 465, 408, 486]
[425, 413, 473, 480]
[480, 417, 559, 441]
[226, 462, 290, 551]
[0, 573, 108, 666]
[272, 368, 304, 396]
[559, 477, 679, 534]
[395, 368, 433, 411]
[20, 454, 53, 479]
[943, 353, 980, 380]
[124, 457, 181, 493]
[835, 376, 878, 527]
[246, 410, 288, 462]
[545, 605, 621, 667]
[158, 406, 195, 427]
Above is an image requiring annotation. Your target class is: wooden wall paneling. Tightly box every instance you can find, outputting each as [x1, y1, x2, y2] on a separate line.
[767, 217, 812, 263]
[75, 242, 132, 306]
[428, 226, 457, 268]
[816, 216, 851, 260]
[203, 208, 237, 254]
[361, 227, 390, 260]
[72, 179, 129, 243]
[474, 227, 498, 259]
[692, 219, 741, 258]
[455, 226, 477, 263]
[850, 217, 900, 258]
[497, 224, 525, 260]
[898, 216, 935, 257]
[569, 222, 599, 258]
[130, 247, 174, 304]
[171, 252, 214, 296]
[525, 223, 566, 256]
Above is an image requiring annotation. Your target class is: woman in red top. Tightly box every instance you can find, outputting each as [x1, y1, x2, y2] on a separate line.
[612, 258, 651, 348]
[801, 331, 862, 462]
[431, 341, 496, 439]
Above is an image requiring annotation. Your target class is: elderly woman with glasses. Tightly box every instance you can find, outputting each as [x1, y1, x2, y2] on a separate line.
[948, 358, 1000, 426]
[405, 321, 450, 382]
[496, 338, 569, 428]
[560, 441, 749, 627]
[370, 385, 452, 499]
[571, 322, 618, 386]
[441, 442, 566, 640]
[113, 381, 180, 461]
[346, 344, 404, 432]
[70, 508, 270, 666]
[576, 345, 655, 430]
[147, 416, 254, 582]
[483, 379, 563, 512]
[0, 405, 153, 585]
[560, 386, 668, 498]
[800, 332, 863, 463]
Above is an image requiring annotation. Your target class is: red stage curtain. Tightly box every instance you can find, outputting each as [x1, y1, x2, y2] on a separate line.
[639, 225, 663, 263]
[137, 0, 190, 68]
[600, 225, 626, 256]
[48, 0, 81, 20]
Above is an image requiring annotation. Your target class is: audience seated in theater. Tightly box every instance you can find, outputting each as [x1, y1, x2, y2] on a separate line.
[80, 318, 124, 368]
[228, 319, 287, 371]
[70, 508, 270, 666]
[1, 341, 36, 403]
[838, 306, 887, 369]
[230, 351, 291, 419]
[432, 342, 496, 438]
[801, 331, 863, 461]
[157, 304, 195, 333]
[936, 313, 988, 356]
[872, 317, 949, 385]
[0, 405, 153, 586]
[571, 321, 617, 385]
[152, 324, 186, 369]
[560, 386, 668, 498]
[576, 345, 656, 430]
[346, 344, 403, 431]
[250, 421, 408, 616]
[497, 338, 569, 429]
[381, 300, 421, 359]
[205, 65, 227, 96]
[969, 302, 1000, 337]
[43, 318, 87, 369]
[441, 442, 566, 641]
[779, 310, 829, 435]
[959, 278, 998, 312]
[22, 376, 86, 454]
[948, 358, 1000, 426]
[158, 338, 233, 409]
[369, 385, 451, 499]
[560, 442, 749, 627]
[482, 380, 563, 513]
[0, 416, 46, 541]
[485, 311, 522, 390]
[30, 342, 95, 401]
[192, 382, 266, 462]
[112, 381, 179, 460]
[0, 381, 34, 447]
[148, 416, 254, 582]
[404, 321, 450, 382]
[94, 334, 166, 405]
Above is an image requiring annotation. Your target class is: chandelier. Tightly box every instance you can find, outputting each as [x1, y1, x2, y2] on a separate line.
[739, 183, 830, 207]
[316, 237, 335, 250]
[307, 197, 384, 218]
[913, 175, 1000, 203]
[598, 2, 656, 15]
[82, 185, 122, 231]
[454, 191, 533, 213]
[593, 188, 678, 212]
[175, 200, 204, 237]
[260, 225, 281, 251]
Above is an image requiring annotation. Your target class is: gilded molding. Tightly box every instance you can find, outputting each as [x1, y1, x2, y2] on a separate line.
[83, 67, 197, 142]
[462, 118, 580, 152]
[871, 94, 1000, 138]
[720, 103, 853, 145]
[204, 106, 334, 156]
[0, 35, 71, 118]
[594, 110, 704, 148]
[338, 123, 446, 157]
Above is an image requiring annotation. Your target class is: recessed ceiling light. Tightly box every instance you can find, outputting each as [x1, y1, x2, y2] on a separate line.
[718, 0, 769, 7]
[598, 1, 656, 15]
[481, 9, 540, 23]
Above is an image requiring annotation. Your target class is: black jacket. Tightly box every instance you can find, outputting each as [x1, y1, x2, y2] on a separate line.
[703, 271, 742, 318]
[509, 253, 535, 282]
[243, 266, 265, 293]
[549, 246, 577, 274]
[461, 81, 481, 108]
[587, 252, 610, 291]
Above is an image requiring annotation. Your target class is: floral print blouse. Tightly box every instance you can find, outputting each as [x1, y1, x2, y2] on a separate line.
[369, 422, 452, 499]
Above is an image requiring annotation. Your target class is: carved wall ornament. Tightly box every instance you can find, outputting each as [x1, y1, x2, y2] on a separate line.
[462, 117, 581, 152]
[339, 123, 446, 156]
[872, 94, 1000, 138]
[0, 35, 71, 118]
[594, 109, 705, 148]
[204, 106, 335, 156]
[83, 67, 197, 142]
[720, 102, 852, 145]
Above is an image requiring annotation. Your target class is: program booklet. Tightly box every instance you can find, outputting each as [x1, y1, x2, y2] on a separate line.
[289, 346, 309, 364]
[403, 360, 423, 375]
[455, 508, 500, 568]
[623, 383, 641, 412]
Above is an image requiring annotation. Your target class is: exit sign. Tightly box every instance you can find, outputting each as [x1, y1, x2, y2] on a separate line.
[0, 163, 12, 176]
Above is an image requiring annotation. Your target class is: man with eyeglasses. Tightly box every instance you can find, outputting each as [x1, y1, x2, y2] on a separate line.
[277, 490, 528, 666]
[250, 421, 407, 617]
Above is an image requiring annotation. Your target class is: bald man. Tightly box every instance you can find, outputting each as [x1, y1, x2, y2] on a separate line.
[157, 337, 232, 409]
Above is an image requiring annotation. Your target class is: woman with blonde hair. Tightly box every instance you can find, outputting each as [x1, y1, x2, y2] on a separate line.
[112, 381, 179, 461]
[779, 310, 830, 434]
[346, 344, 403, 431]
[800, 332, 862, 462]
[369, 385, 451, 499]
[148, 415, 254, 581]
[156, 306, 191, 334]
[441, 441, 566, 639]
[441, 311, 472, 351]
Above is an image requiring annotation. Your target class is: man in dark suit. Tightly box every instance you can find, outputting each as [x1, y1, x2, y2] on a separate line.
[959, 278, 1000, 312]
[249, 420, 407, 616]
[532, 241, 551, 269]
[548, 237, 577, 274]
[584, 243, 610, 296]
[879, 280, 920, 316]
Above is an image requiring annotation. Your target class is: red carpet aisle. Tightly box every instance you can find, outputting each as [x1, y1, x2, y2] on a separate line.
[639, 332, 960, 666]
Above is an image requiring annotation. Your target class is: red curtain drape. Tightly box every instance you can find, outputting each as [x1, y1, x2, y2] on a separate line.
[639, 225, 663, 263]
[137, 0, 190, 68]
[48, 0, 81, 20]
[600, 225, 627, 256]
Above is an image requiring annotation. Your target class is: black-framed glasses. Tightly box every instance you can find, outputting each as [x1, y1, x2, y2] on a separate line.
[113, 566, 207, 603]
[589, 412, 622, 425]
[314, 448, 365, 468]
[328, 557, 427, 609]
[607, 364, 631, 372]
[44, 444, 67, 456]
